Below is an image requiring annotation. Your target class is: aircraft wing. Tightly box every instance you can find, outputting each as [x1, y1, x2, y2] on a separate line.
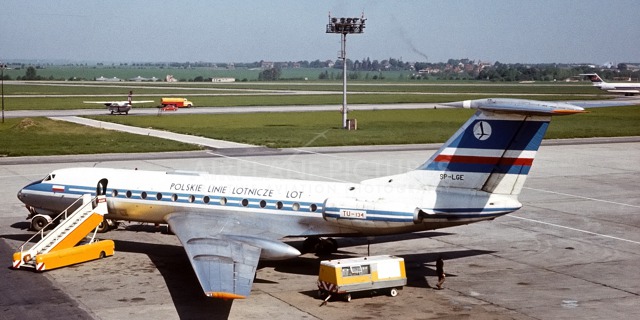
[83, 101, 118, 104]
[165, 212, 299, 299]
[82, 100, 154, 104]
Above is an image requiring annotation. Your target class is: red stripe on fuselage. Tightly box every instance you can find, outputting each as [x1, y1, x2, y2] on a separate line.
[435, 154, 533, 166]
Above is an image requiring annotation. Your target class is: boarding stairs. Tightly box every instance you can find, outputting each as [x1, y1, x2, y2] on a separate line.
[12, 193, 110, 271]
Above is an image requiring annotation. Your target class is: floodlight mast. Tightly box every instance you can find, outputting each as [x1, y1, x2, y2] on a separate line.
[1, 62, 5, 124]
[326, 14, 366, 129]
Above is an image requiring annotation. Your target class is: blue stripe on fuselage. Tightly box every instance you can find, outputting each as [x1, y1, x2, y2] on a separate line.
[24, 182, 324, 215]
[423, 162, 531, 174]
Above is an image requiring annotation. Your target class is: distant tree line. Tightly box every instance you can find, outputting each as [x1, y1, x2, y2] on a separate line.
[4, 58, 639, 82]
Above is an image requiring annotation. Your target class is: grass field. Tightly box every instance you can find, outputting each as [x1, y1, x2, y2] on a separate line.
[0, 80, 638, 157]
[2, 80, 607, 111]
[88, 106, 640, 148]
[0, 117, 197, 157]
[3, 66, 433, 82]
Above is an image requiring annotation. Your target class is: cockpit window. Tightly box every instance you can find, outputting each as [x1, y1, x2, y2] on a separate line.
[43, 174, 55, 182]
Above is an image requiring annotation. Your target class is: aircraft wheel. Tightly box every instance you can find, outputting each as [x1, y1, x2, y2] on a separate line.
[110, 110, 114, 114]
[316, 238, 338, 256]
[302, 237, 320, 253]
[96, 219, 110, 233]
[327, 238, 338, 250]
[389, 288, 399, 297]
[30, 215, 50, 232]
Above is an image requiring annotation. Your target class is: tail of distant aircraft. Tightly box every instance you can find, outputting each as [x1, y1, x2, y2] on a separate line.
[363, 98, 585, 196]
[581, 73, 605, 84]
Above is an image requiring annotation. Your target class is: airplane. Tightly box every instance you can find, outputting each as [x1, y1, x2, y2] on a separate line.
[83, 91, 154, 115]
[16, 98, 587, 300]
[580, 73, 640, 96]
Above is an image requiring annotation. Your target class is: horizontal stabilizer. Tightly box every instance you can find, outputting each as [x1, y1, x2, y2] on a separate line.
[442, 98, 585, 116]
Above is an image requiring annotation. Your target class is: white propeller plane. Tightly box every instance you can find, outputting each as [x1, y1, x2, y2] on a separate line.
[17, 98, 587, 299]
[83, 91, 153, 115]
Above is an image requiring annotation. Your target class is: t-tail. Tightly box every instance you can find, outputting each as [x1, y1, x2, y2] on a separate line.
[580, 73, 605, 84]
[363, 98, 585, 196]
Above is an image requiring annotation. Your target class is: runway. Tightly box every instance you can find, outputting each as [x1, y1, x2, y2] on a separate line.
[1, 139, 639, 319]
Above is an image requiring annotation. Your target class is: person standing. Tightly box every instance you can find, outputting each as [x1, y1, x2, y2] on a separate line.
[436, 255, 445, 289]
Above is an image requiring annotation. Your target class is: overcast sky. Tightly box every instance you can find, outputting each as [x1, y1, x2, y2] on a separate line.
[1, 0, 639, 64]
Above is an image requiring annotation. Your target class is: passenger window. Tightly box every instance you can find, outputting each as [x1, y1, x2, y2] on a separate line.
[140, 192, 147, 199]
[292, 203, 300, 211]
[126, 191, 132, 198]
[220, 197, 227, 205]
[156, 193, 162, 200]
[276, 201, 283, 209]
[310, 204, 318, 212]
[171, 194, 178, 202]
[241, 199, 249, 207]
[259, 200, 267, 208]
[111, 190, 119, 197]
[203, 196, 210, 204]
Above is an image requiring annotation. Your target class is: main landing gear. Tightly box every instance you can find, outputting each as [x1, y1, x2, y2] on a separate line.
[302, 237, 338, 256]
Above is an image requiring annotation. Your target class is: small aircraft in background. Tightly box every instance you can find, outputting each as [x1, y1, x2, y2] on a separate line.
[83, 91, 154, 115]
[580, 73, 640, 96]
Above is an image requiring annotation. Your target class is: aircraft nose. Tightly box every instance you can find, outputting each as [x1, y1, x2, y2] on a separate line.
[17, 179, 41, 204]
[17, 186, 30, 204]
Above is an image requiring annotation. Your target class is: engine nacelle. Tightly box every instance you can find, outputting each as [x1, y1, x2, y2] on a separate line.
[222, 234, 301, 260]
[322, 197, 420, 229]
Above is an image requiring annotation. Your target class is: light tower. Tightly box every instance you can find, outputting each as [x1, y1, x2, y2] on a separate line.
[1, 62, 6, 124]
[326, 14, 366, 129]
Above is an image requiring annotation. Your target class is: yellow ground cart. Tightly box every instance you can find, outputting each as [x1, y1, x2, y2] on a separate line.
[317, 255, 407, 302]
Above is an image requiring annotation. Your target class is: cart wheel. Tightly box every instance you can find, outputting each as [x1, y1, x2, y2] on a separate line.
[99, 251, 106, 259]
[344, 293, 351, 302]
[389, 288, 398, 297]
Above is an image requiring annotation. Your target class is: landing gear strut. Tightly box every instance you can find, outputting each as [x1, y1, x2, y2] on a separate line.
[302, 237, 338, 255]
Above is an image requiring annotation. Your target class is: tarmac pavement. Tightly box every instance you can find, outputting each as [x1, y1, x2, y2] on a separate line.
[1, 139, 639, 319]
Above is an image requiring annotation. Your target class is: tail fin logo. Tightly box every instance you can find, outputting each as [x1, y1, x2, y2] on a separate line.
[473, 121, 492, 140]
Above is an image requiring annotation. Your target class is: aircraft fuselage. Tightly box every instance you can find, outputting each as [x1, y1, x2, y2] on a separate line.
[17, 167, 520, 238]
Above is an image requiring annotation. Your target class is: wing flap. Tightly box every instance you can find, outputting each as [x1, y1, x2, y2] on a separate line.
[166, 213, 262, 299]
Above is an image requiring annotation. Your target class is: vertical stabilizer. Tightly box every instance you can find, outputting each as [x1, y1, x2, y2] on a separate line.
[424, 110, 549, 194]
[362, 98, 584, 196]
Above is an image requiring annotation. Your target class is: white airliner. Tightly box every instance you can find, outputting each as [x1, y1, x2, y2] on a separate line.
[17, 98, 587, 299]
[83, 91, 154, 114]
[581, 73, 640, 96]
